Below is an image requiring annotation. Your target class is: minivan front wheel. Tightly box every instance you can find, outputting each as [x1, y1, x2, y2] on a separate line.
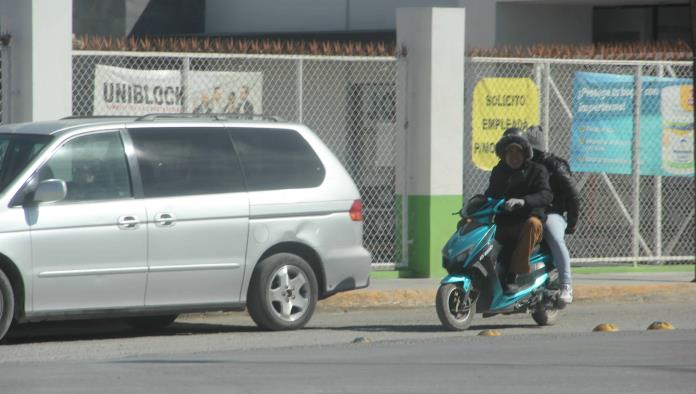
[247, 253, 318, 331]
[0, 270, 15, 342]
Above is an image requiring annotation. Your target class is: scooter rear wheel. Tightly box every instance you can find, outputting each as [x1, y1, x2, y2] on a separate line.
[531, 305, 559, 326]
[436, 283, 476, 331]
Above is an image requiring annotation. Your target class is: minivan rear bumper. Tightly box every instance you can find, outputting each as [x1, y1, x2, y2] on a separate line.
[320, 247, 371, 299]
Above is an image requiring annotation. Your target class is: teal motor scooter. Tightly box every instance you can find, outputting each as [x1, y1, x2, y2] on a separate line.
[436, 195, 562, 331]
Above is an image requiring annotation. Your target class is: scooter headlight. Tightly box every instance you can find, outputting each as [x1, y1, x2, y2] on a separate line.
[454, 244, 475, 263]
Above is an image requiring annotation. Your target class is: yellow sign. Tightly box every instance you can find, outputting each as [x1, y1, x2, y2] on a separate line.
[471, 78, 540, 171]
[679, 85, 693, 111]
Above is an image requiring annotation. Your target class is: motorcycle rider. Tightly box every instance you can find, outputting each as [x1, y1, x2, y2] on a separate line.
[526, 126, 580, 305]
[485, 128, 553, 294]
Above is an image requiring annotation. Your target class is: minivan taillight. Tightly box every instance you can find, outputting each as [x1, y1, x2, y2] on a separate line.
[349, 199, 363, 221]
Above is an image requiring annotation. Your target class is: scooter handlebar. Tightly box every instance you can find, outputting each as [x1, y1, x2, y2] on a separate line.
[459, 197, 505, 219]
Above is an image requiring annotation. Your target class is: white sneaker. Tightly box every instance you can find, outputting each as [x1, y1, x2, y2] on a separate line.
[560, 284, 573, 305]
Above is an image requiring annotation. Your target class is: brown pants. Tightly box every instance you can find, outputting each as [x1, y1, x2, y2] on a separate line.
[495, 217, 543, 274]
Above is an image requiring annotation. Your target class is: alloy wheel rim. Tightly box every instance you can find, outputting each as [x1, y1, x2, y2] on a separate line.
[447, 287, 473, 321]
[268, 265, 310, 322]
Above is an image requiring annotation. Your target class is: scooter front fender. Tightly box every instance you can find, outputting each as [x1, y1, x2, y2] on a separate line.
[440, 275, 473, 292]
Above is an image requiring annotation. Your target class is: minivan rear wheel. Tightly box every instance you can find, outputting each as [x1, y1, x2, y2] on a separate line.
[0, 270, 15, 342]
[247, 253, 318, 331]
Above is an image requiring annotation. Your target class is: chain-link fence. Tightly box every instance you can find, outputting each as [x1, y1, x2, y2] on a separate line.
[0, 45, 7, 125]
[73, 51, 401, 266]
[466, 57, 694, 265]
[71, 51, 694, 268]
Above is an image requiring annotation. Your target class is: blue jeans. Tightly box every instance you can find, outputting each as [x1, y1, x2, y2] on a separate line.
[544, 213, 572, 285]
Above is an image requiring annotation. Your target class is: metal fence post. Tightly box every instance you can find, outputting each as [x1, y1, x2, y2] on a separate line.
[691, 0, 696, 281]
[1, 46, 11, 124]
[543, 62, 551, 150]
[632, 65, 642, 267]
[297, 58, 303, 123]
[655, 64, 664, 261]
[181, 56, 190, 111]
[397, 50, 409, 269]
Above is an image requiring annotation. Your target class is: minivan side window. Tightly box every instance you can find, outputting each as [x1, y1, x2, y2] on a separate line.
[0, 134, 52, 194]
[129, 127, 245, 198]
[230, 128, 325, 191]
[38, 132, 132, 201]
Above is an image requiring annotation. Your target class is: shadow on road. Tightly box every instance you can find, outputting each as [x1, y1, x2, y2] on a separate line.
[4, 318, 547, 345]
[2, 320, 259, 345]
[323, 323, 541, 333]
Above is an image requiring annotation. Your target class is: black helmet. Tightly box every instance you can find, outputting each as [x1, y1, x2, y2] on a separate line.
[502, 127, 524, 138]
[526, 125, 545, 152]
[495, 131, 533, 160]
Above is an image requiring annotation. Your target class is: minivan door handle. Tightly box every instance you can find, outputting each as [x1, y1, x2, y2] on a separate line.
[117, 215, 140, 230]
[154, 213, 177, 227]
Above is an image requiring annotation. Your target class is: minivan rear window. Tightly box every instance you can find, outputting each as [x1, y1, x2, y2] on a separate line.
[230, 128, 325, 191]
[0, 134, 52, 194]
[129, 127, 245, 198]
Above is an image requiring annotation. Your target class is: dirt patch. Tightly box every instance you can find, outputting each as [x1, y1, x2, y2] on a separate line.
[318, 284, 696, 310]
[573, 284, 696, 303]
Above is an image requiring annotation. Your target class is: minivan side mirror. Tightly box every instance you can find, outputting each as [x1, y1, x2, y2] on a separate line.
[33, 179, 67, 203]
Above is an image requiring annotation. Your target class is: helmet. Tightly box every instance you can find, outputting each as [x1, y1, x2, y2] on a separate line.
[502, 127, 524, 138]
[494, 131, 533, 160]
[526, 125, 545, 152]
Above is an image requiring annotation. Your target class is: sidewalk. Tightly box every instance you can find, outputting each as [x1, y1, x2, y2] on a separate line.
[318, 271, 696, 310]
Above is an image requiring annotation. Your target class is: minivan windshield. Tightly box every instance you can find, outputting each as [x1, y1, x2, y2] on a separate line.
[0, 133, 53, 194]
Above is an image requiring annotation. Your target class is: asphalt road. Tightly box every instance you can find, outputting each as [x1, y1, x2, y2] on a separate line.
[1, 302, 695, 393]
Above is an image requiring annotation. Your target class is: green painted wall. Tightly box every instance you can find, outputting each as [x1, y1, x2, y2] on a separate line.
[405, 194, 463, 278]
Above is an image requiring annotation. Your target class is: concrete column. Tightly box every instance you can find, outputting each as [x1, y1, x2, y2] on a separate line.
[0, 0, 72, 123]
[396, 8, 465, 278]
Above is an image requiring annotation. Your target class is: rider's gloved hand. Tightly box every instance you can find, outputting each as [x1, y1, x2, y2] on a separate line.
[504, 198, 525, 212]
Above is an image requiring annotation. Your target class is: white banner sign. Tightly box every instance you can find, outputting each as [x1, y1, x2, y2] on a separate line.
[93, 66, 264, 116]
[94, 65, 183, 115]
[186, 71, 263, 115]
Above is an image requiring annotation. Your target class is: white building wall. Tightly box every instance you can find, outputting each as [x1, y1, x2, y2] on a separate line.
[495, 2, 593, 46]
[205, 0, 496, 48]
[205, 0, 593, 48]
[205, 0, 347, 34]
[0, 0, 72, 122]
[0, 0, 32, 122]
[395, 7, 464, 196]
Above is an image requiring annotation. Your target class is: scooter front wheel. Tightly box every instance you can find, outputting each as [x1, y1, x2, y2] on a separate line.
[436, 283, 476, 331]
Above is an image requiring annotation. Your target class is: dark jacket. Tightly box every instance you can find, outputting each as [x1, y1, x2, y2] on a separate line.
[532, 151, 580, 230]
[236, 100, 254, 115]
[485, 160, 553, 225]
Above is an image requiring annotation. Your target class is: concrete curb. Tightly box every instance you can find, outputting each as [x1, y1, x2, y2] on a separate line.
[317, 283, 696, 310]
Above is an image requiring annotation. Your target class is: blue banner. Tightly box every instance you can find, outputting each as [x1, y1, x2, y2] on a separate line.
[570, 72, 693, 176]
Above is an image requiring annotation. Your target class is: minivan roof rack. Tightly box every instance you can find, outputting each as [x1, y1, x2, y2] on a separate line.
[61, 115, 137, 120]
[135, 113, 285, 122]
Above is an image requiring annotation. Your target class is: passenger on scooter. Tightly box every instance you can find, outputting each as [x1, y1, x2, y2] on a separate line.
[485, 128, 553, 294]
[526, 126, 580, 305]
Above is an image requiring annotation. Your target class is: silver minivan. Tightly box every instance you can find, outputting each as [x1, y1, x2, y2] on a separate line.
[0, 115, 371, 340]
